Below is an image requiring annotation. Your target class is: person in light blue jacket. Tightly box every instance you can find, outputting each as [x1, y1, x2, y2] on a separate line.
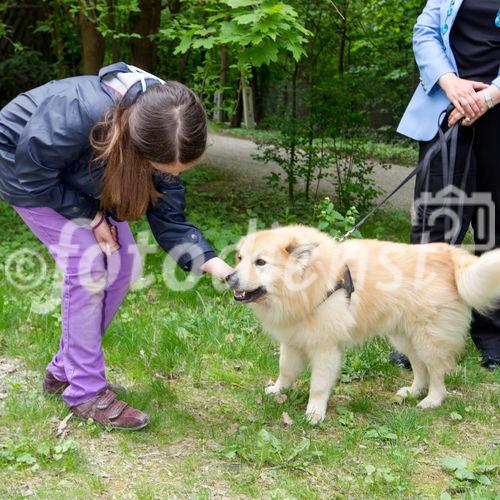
[396, 0, 500, 369]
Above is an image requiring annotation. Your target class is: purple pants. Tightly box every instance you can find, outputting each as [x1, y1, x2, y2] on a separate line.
[13, 206, 141, 407]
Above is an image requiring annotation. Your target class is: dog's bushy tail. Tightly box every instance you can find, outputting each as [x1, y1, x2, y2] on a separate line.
[454, 248, 500, 315]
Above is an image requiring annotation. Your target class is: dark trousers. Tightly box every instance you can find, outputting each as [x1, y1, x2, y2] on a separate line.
[412, 106, 500, 356]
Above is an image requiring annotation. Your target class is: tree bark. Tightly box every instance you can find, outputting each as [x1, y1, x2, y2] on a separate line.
[338, 1, 349, 76]
[130, 0, 161, 72]
[230, 84, 243, 128]
[79, 6, 104, 75]
[107, 0, 120, 62]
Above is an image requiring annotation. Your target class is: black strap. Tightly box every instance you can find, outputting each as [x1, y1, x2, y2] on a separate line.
[320, 265, 355, 307]
[349, 108, 474, 240]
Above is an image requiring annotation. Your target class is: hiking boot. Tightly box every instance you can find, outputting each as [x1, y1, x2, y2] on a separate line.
[43, 371, 126, 396]
[70, 389, 149, 430]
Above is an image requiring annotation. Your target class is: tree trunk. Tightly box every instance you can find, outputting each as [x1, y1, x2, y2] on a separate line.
[241, 71, 256, 129]
[107, 0, 120, 62]
[251, 66, 259, 123]
[338, 1, 348, 76]
[79, 7, 104, 75]
[130, 0, 162, 72]
[230, 84, 243, 128]
[213, 46, 228, 122]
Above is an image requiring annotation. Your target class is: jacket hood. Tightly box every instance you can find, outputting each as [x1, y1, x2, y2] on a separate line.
[99, 62, 165, 104]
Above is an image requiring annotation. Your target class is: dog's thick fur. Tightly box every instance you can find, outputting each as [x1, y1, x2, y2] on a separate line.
[229, 225, 500, 423]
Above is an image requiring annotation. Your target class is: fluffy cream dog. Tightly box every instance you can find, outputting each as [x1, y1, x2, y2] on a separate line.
[226, 225, 500, 424]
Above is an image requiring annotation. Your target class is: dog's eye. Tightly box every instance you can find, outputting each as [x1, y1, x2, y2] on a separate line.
[236, 253, 242, 262]
[255, 258, 266, 266]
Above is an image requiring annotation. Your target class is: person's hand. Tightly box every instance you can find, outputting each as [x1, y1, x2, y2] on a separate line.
[91, 211, 120, 255]
[439, 73, 489, 118]
[448, 84, 500, 127]
[201, 257, 234, 280]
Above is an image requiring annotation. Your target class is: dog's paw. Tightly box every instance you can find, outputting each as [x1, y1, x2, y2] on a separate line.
[305, 401, 326, 425]
[396, 386, 414, 398]
[396, 386, 424, 398]
[265, 383, 281, 395]
[306, 409, 325, 425]
[416, 396, 444, 409]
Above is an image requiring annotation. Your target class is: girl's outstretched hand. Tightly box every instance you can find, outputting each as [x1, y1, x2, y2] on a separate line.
[201, 257, 234, 280]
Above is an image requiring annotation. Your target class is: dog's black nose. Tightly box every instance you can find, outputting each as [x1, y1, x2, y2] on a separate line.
[225, 271, 239, 287]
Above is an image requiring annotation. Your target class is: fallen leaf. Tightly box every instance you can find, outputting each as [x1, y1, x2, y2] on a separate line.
[282, 411, 293, 426]
[275, 393, 288, 404]
[56, 412, 73, 437]
[146, 289, 157, 304]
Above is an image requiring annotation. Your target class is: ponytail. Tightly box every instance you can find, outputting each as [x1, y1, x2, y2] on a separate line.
[90, 105, 160, 221]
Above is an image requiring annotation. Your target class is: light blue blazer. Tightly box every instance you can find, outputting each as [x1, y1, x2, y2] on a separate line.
[398, 0, 500, 141]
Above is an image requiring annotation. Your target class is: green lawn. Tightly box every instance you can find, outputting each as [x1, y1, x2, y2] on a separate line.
[0, 166, 498, 498]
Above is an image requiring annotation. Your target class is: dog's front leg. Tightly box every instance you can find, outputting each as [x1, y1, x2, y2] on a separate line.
[265, 344, 305, 395]
[306, 347, 342, 425]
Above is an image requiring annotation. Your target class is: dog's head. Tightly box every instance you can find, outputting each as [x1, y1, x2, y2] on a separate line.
[225, 226, 326, 306]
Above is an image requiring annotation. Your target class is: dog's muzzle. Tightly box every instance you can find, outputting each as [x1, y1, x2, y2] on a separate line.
[225, 272, 267, 303]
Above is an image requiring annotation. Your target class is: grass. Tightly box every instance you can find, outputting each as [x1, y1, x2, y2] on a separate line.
[209, 121, 419, 167]
[0, 165, 499, 498]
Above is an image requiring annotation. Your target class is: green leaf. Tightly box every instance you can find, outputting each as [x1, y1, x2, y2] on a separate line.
[225, 0, 257, 7]
[175, 36, 192, 54]
[365, 464, 376, 475]
[234, 13, 259, 25]
[36, 443, 51, 457]
[477, 475, 491, 486]
[192, 37, 216, 50]
[441, 456, 467, 471]
[449, 412, 462, 421]
[16, 453, 36, 465]
[454, 468, 475, 481]
[439, 493, 452, 500]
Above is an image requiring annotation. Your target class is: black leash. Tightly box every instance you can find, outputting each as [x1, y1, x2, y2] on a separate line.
[339, 108, 474, 243]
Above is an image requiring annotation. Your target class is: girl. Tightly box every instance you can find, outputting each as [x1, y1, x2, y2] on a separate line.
[0, 62, 233, 430]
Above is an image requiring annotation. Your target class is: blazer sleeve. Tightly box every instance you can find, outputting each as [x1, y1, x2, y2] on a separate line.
[413, 0, 456, 95]
[146, 175, 216, 274]
[14, 93, 100, 222]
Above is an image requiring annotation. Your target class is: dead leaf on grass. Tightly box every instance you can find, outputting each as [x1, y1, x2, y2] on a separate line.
[282, 411, 293, 426]
[56, 412, 73, 437]
[275, 393, 288, 404]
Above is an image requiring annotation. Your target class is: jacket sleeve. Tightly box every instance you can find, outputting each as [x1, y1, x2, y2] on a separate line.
[146, 175, 216, 274]
[413, 0, 456, 95]
[14, 93, 100, 222]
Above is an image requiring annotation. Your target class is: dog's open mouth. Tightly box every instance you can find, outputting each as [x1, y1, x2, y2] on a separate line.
[233, 286, 267, 303]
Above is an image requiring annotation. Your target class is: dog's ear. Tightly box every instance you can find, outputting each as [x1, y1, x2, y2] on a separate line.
[285, 241, 318, 267]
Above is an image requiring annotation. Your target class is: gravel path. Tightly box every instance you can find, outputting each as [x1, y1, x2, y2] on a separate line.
[204, 133, 415, 212]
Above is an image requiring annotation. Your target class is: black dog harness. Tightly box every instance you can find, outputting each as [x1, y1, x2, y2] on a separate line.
[317, 264, 355, 308]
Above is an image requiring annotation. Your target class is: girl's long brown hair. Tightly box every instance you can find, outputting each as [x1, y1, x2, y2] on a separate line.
[90, 82, 207, 220]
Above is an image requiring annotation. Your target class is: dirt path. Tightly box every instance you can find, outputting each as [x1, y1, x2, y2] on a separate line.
[204, 133, 415, 212]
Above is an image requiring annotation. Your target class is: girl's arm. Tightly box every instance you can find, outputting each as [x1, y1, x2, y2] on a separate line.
[147, 176, 218, 275]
